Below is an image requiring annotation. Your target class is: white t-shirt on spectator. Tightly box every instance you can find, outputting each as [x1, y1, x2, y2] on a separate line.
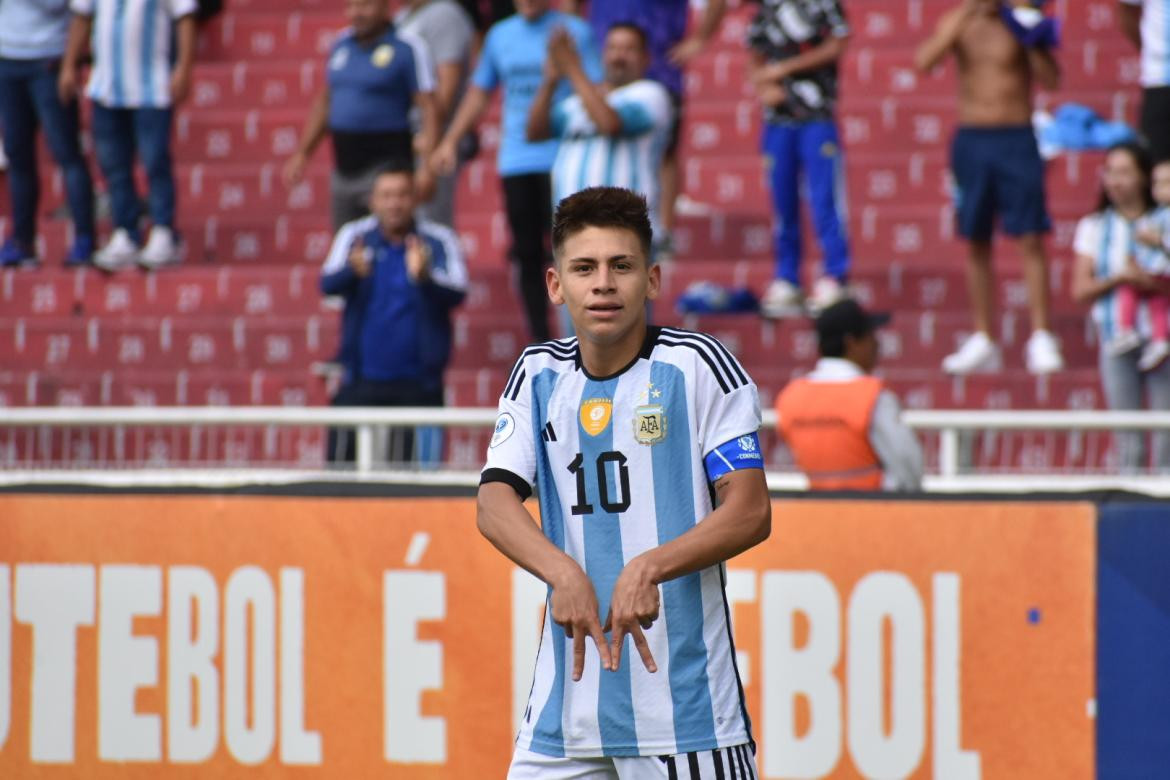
[70, 0, 198, 108]
[1121, 0, 1170, 87]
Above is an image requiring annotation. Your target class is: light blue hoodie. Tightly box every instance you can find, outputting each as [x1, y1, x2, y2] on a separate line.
[0, 0, 71, 60]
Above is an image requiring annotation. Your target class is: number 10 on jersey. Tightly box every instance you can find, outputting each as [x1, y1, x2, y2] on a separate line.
[567, 451, 631, 515]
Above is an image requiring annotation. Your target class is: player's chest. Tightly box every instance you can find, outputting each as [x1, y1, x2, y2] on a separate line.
[539, 370, 682, 452]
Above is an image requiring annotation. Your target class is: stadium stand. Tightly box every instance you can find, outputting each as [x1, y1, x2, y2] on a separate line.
[0, 0, 1143, 471]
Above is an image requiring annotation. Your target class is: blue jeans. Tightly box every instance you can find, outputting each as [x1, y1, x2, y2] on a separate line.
[0, 57, 95, 244]
[1099, 346, 1170, 473]
[762, 120, 851, 285]
[91, 103, 175, 234]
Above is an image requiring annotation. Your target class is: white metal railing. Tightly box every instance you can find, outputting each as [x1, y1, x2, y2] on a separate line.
[3, 407, 1170, 494]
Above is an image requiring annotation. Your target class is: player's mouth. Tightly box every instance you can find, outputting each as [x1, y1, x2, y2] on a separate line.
[586, 302, 623, 319]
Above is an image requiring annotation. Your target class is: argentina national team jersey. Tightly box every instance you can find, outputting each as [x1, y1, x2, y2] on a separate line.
[482, 327, 763, 758]
[71, 0, 197, 108]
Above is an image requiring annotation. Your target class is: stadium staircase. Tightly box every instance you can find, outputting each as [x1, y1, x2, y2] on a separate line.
[0, 0, 1142, 469]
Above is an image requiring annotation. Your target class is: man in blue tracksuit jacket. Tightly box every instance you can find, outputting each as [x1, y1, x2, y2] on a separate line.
[320, 161, 468, 463]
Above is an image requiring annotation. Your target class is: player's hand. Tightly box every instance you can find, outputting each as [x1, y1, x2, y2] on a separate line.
[549, 563, 612, 681]
[753, 61, 791, 84]
[756, 81, 787, 108]
[169, 67, 192, 106]
[668, 36, 705, 66]
[547, 27, 579, 75]
[603, 557, 659, 674]
[58, 64, 79, 104]
[1136, 224, 1163, 249]
[348, 236, 372, 277]
[415, 167, 437, 204]
[283, 151, 308, 188]
[430, 140, 457, 176]
[405, 234, 431, 281]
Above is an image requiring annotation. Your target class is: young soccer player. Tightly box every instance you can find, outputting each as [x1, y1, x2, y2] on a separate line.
[477, 186, 771, 778]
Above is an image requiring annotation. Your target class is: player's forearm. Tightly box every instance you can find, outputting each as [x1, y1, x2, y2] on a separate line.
[765, 35, 847, 81]
[693, 0, 727, 46]
[415, 92, 439, 157]
[1119, 4, 1142, 49]
[526, 77, 557, 141]
[295, 89, 330, 157]
[434, 62, 463, 126]
[1027, 48, 1060, 90]
[634, 473, 770, 585]
[568, 64, 621, 135]
[440, 85, 489, 149]
[476, 483, 583, 588]
[62, 15, 92, 70]
[173, 15, 197, 75]
[915, 13, 964, 72]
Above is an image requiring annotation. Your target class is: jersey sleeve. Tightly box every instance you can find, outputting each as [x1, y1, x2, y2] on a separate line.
[400, 31, 435, 93]
[615, 84, 672, 136]
[690, 336, 763, 481]
[481, 354, 537, 499]
[1072, 215, 1099, 258]
[820, 0, 851, 38]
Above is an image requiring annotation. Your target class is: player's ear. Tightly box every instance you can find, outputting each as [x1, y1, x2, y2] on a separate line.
[645, 258, 661, 301]
[546, 264, 565, 305]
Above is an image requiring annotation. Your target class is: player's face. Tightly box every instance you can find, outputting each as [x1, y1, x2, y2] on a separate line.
[513, 0, 549, 21]
[1152, 163, 1170, 206]
[603, 29, 648, 87]
[548, 226, 660, 345]
[1102, 149, 1148, 210]
[346, 0, 388, 37]
[369, 172, 415, 233]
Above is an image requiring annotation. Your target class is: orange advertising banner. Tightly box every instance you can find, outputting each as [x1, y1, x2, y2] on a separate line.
[0, 495, 1095, 778]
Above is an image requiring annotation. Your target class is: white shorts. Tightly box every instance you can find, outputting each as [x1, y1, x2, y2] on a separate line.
[508, 744, 758, 780]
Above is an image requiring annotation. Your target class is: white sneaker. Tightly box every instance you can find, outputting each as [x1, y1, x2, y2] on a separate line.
[1138, 339, 1170, 372]
[138, 225, 178, 268]
[942, 331, 1002, 375]
[760, 279, 804, 319]
[1105, 329, 1142, 357]
[807, 276, 848, 314]
[1025, 329, 1064, 375]
[93, 228, 140, 271]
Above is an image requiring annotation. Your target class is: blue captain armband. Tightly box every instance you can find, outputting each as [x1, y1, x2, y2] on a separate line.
[704, 432, 764, 482]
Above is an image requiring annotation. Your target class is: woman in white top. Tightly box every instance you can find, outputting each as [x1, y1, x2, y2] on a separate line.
[1072, 142, 1170, 472]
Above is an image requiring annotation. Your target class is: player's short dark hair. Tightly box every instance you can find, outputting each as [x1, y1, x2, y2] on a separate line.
[606, 21, 648, 49]
[372, 159, 415, 185]
[552, 187, 653, 261]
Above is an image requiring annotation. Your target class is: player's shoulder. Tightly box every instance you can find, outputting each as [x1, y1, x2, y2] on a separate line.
[653, 326, 751, 394]
[336, 214, 378, 241]
[500, 337, 578, 402]
[416, 218, 460, 246]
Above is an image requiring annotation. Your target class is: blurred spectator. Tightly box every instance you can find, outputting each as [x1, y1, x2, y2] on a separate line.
[0, 0, 96, 268]
[1072, 142, 1170, 472]
[1111, 159, 1170, 370]
[775, 299, 923, 491]
[916, 0, 1063, 376]
[568, 0, 727, 258]
[527, 24, 672, 236]
[284, 0, 438, 230]
[432, 0, 599, 343]
[1120, 0, 1170, 163]
[320, 163, 467, 463]
[748, 0, 852, 318]
[395, 0, 476, 228]
[60, 0, 195, 271]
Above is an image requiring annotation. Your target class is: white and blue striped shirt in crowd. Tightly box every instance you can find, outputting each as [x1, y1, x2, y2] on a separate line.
[482, 327, 762, 758]
[1121, 0, 1170, 87]
[70, 0, 197, 108]
[550, 79, 673, 233]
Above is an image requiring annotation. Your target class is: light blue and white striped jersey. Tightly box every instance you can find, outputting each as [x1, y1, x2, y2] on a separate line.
[1135, 206, 1170, 274]
[1121, 0, 1170, 86]
[70, 0, 197, 108]
[550, 80, 673, 234]
[482, 327, 761, 758]
[1075, 209, 1157, 341]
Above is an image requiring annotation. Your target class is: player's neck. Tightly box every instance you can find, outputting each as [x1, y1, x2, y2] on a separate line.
[578, 322, 649, 379]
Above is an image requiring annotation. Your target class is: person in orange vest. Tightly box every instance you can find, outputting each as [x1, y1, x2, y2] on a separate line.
[776, 299, 924, 491]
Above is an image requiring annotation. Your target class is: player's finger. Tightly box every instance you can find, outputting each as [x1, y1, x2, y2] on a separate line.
[591, 621, 614, 672]
[602, 607, 612, 634]
[608, 623, 627, 672]
[629, 625, 657, 673]
[572, 629, 586, 681]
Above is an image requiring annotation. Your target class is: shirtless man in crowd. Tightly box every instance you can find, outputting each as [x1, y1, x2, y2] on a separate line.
[916, 0, 1064, 375]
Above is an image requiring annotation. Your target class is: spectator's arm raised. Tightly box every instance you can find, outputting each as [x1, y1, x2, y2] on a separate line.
[915, 0, 979, 73]
[552, 27, 621, 136]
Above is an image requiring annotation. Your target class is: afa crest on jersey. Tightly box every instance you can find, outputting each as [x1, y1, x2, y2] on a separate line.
[633, 404, 666, 445]
[579, 399, 612, 436]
